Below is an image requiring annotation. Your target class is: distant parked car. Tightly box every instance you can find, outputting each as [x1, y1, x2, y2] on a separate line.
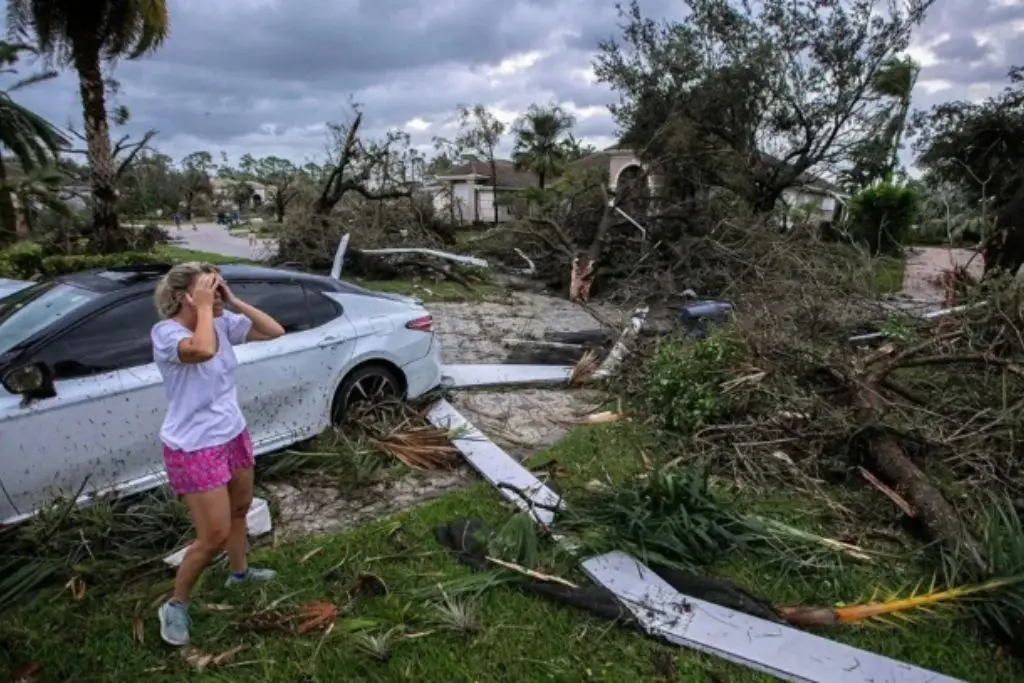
[0, 263, 443, 524]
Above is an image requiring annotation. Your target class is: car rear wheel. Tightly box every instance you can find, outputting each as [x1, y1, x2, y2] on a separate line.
[331, 364, 402, 424]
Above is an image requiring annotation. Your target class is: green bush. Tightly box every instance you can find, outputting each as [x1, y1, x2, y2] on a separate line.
[0, 243, 160, 280]
[847, 182, 919, 256]
[644, 332, 745, 433]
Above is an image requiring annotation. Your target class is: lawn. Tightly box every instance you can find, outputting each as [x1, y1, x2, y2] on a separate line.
[870, 255, 907, 294]
[3, 421, 1019, 683]
[151, 246, 505, 303]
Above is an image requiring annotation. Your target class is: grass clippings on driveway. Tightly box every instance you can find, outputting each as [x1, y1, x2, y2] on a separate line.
[3, 421, 1020, 683]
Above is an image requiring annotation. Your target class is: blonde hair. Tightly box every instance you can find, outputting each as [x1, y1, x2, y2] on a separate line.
[154, 261, 220, 319]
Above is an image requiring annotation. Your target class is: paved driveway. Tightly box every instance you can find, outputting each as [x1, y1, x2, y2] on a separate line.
[168, 222, 278, 261]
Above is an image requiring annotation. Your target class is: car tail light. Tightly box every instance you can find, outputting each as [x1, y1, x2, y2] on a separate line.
[405, 314, 433, 332]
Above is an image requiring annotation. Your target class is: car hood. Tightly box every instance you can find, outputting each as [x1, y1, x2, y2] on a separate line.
[0, 278, 31, 298]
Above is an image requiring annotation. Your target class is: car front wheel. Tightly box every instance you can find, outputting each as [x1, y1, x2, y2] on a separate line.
[331, 364, 402, 424]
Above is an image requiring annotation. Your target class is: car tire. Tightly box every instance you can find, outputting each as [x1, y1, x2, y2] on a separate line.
[331, 363, 402, 424]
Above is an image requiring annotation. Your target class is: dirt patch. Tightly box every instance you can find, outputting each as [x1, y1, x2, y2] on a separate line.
[269, 292, 619, 537]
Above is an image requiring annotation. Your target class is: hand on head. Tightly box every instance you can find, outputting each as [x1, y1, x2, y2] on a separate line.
[185, 273, 221, 310]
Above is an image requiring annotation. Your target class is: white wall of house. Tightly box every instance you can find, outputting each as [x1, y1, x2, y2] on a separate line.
[475, 187, 517, 223]
[430, 182, 476, 223]
[782, 188, 838, 223]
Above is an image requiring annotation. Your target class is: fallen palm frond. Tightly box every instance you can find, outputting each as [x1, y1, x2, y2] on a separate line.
[180, 644, 248, 671]
[1, 486, 193, 615]
[369, 419, 459, 470]
[777, 575, 1024, 627]
[239, 600, 339, 635]
[570, 349, 601, 385]
[940, 497, 1024, 651]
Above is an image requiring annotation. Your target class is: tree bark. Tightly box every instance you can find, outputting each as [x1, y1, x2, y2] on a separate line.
[0, 153, 19, 247]
[73, 47, 126, 253]
[855, 382, 984, 570]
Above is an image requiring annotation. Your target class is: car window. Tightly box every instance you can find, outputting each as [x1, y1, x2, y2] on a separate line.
[305, 286, 341, 327]
[31, 295, 159, 380]
[228, 281, 310, 334]
[0, 282, 101, 356]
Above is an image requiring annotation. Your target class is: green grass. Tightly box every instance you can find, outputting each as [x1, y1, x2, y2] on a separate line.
[870, 256, 907, 294]
[153, 245, 254, 266]
[228, 223, 284, 238]
[4, 421, 1019, 682]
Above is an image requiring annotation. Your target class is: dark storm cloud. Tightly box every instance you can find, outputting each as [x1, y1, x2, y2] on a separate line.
[931, 34, 992, 64]
[3, 0, 1020, 164]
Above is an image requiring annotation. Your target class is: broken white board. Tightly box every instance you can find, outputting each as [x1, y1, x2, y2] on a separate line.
[593, 307, 648, 380]
[441, 364, 573, 389]
[582, 551, 964, 683]
[427, 399, 561, 525]
[163, 497, 273, 567]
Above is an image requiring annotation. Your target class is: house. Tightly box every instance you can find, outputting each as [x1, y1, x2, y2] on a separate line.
[570, 145, 846, 223]
[209, 178, 268, 210]
[426, 160, 538, 224]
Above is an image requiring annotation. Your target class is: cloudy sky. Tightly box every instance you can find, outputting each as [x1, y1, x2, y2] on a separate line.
[6, 0, 1024, 169]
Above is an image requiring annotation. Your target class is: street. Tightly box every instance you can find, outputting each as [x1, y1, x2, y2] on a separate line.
[168, 222, 278, 261]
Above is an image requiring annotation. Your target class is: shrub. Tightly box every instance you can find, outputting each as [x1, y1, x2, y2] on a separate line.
[643, 332, 745, 433]
[846, 182, 919, 256]
[0, 244, 161, 280]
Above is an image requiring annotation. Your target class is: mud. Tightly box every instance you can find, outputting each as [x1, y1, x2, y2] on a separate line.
[269, 292, 619, 537]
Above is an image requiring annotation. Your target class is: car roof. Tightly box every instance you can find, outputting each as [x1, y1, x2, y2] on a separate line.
[59, 263, 341, 294]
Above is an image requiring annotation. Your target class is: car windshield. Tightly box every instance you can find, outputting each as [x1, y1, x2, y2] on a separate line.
[0, 282, 100, 356]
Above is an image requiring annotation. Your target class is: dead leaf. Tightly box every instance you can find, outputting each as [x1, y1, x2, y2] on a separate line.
[64, 576, 86, 600]
[573, 410, 629, 424]
[180, 645, 247, 671]
[641, 449, 654, 471]
[296, 601, 338, 635]
[202, 603, 235, 612]
[10, 662, 41, 683]
[131, 618, 145, 646]
[299, 547, 323, 564]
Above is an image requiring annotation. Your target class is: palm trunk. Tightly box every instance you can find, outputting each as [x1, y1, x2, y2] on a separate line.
[0, 153, 19, 247]
[73, 48, 126, 253]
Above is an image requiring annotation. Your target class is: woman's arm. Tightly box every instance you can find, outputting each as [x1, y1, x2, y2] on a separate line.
[231, 297, 285, 341]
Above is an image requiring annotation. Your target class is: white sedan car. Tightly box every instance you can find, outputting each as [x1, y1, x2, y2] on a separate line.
[0, 263, 443, 524]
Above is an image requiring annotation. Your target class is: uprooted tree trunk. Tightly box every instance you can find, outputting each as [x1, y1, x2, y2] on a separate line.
[849, 344, 988, 570]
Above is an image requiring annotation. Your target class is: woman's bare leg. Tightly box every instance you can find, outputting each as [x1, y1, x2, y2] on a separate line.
[173, 487, 232, 604]
[225, 467, 254, 573]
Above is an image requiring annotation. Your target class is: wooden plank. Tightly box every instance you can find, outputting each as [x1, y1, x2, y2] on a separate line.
[427, 399, 561, 525]
[582, 551, 964, 683]
[441, 364, 573, 389]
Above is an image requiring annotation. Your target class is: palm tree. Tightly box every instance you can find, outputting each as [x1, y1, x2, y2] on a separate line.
[511, 104, 576, 189]
[7, 0, 170, 252]
[0, 41, 68, 245]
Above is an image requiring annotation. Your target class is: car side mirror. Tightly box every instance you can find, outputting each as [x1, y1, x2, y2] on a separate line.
[2, 362, 56, 400]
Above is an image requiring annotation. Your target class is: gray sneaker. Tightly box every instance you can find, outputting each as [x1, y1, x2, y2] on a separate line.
[225, 566, 277, 587]
[158, 601, 190, 646]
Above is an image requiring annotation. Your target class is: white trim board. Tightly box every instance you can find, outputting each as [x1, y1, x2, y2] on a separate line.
[582, 551, 964, 683]
[440, 364, 573, 390]
[426, 399, 561, 525]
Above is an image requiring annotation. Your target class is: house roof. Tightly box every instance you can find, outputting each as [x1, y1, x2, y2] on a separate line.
[435, 160, 539, 189]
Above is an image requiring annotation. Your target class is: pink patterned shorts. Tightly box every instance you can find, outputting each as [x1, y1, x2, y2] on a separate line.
[162, 430, 255, 495]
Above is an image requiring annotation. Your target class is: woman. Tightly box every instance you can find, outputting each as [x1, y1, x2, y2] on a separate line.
[151, 262, 285, 646]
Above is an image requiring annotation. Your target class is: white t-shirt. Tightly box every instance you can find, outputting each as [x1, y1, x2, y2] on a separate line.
[151, 311, 253, 452]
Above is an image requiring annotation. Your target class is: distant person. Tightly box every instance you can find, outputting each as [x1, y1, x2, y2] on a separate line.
[174, 213, 181, 230]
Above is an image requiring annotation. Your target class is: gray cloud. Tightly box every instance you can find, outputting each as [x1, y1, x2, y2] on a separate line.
[2, 0, 1020, 166]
